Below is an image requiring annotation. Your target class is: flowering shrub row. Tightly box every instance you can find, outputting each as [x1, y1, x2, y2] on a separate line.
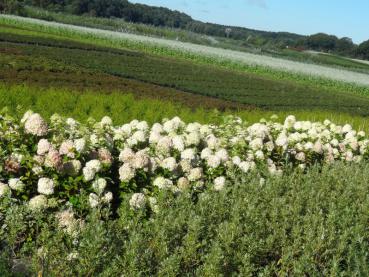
[1, 111, 368, 216]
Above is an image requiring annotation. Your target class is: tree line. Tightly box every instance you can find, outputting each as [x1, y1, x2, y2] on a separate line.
[1, 0, 368, 60]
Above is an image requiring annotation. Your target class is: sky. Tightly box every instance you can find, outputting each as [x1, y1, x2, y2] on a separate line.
[130, 0, 368, 44]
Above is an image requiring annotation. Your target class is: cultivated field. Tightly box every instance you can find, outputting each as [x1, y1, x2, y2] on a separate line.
[1, 15, 369, 87]
[2, 24, 369, 116]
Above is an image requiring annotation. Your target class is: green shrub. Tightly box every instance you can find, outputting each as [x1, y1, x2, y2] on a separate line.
[1, 163, 369, 276]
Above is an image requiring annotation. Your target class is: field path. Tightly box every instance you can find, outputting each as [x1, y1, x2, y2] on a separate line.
[1, 15, 369, 86]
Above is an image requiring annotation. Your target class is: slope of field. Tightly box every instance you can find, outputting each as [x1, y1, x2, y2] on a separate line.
[2, 27, 369, 116]
[1, 15, 369, 88]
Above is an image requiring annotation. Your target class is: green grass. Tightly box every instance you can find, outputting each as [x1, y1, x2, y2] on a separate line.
[1, 162, 369, 275]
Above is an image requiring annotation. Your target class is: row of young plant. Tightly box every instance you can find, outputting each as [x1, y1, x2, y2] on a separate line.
[1, 110, 368, 224]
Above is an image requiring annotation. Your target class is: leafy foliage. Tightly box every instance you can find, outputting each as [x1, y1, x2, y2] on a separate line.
[1, 163, 369, 275]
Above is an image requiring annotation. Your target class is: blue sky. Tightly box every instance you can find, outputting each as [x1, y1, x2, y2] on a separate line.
[130, 0, 368, 44]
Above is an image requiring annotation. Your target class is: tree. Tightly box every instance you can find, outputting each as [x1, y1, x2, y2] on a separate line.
[336, 37, 354, 54]
[305, 33, 338, 52]
[355, 40, 369, 60]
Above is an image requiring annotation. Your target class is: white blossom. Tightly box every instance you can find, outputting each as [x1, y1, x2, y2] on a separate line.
[29, 195, 48, 210]
[153, 177, 173, 189]
[37, 139, 51, 155]
[201, 148, 212, 160]
[172, 136, 185, 151]
[181, 148, 196, 161]
[215, 149, 229, 162]
[177, 177, 190, 190]
[119, 148, 135, 163]
[239, 161, 251, 173]
[161, 157, 177, 172]
[101, 116, 112, 126]
[24, 113, 48, 136]
[188, 167, 203, 181]
[8, 178, 25, 191]
[74, 138, 86, 153]
[232, 156, 241, 166]
[102, 191, 113, 203]
[214, 176, 226, 191]
[92, 178, 107, 194]
[207, 155, 221, 168]
[37, 178, 55, 195]
[89, 193, 99, 208]
[119, 164, 135, 182]
[0, 182, 10, 197]
[129, 193, 146, 210]
[59, 140, 75, 158]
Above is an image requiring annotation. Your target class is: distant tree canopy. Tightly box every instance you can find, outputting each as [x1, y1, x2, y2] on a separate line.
[305, 33, 338, 52]
[303, 33, 356, 55]
[356, 40, 369, 60]
[3, 0, 368, 59]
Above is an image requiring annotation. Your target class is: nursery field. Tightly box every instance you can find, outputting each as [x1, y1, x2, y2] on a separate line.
[2, 25, 369, 116]
[2, 15, 369, 92]
[1, 12, 369, 277]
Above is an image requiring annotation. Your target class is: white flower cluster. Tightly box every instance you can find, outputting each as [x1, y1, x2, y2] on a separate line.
[1, 111, 369, 213]
[23, 111, 48, 136]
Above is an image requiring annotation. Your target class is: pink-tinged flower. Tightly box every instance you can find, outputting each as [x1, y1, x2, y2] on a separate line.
[98, 148, 113, 166]
[44, 149, 62, 170]
[59, 140, 75, 158]
[4, 158, 21, 174]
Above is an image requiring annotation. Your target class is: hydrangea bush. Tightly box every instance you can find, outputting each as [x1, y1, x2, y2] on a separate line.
[1, 111, 368, 216]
